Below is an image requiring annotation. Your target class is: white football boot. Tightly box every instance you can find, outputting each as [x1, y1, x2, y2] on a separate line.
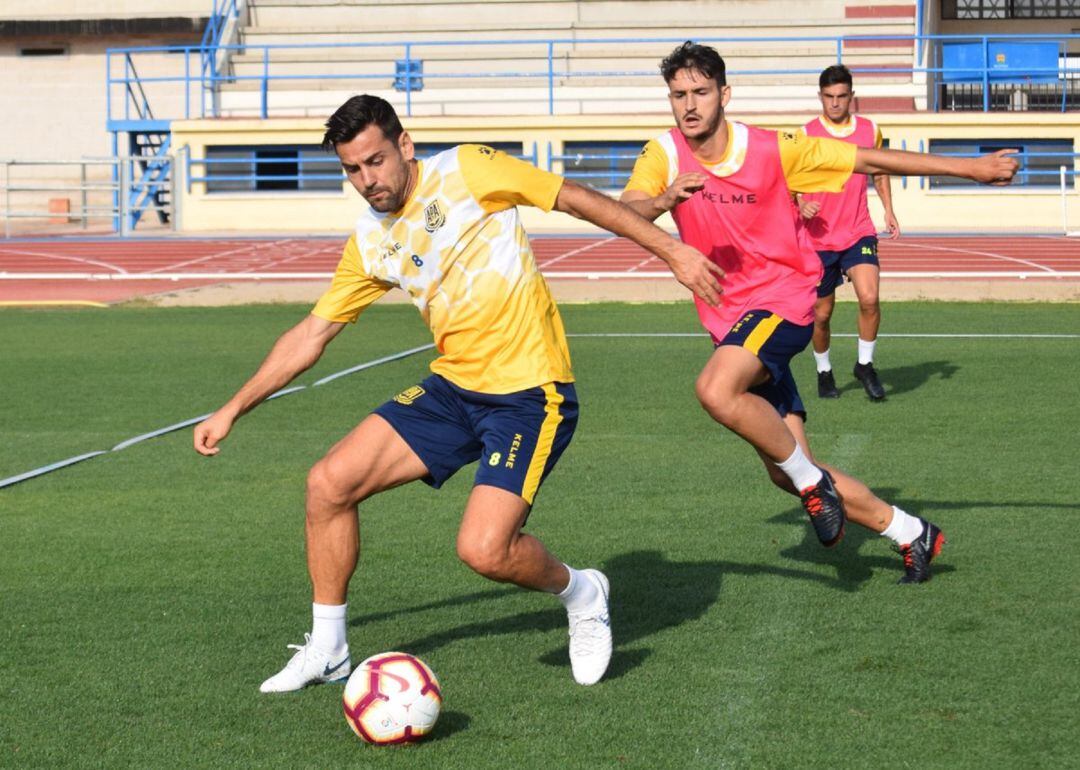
[567, 569, 612, 686]
[259, 633, 351, 693]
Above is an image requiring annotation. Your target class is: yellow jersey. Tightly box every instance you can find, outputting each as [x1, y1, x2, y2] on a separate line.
[313, 145, 573, 394]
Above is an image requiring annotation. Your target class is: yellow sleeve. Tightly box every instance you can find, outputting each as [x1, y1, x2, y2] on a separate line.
[311, 235, 392, 324]
[777, 131, 857, 194]
[874, 125, 884, 149]
[623, 139, 671, 197]
[458, 144, 564, 214]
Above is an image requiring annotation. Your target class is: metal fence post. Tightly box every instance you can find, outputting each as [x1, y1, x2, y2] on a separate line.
[405, 43, 412, 116]
[261, 47, 269, 119]
[120, 157, 131, 236]
[171, 151, 181, 232]
[547, 41, 554, 115]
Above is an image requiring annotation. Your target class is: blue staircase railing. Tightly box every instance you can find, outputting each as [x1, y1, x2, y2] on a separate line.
[107, 0, 242, 231]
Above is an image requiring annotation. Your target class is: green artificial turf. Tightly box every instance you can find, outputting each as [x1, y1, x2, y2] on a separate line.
[1, 301, 1077, 768]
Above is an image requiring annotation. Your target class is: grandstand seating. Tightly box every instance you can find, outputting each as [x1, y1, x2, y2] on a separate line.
[216, 0, 924, 117]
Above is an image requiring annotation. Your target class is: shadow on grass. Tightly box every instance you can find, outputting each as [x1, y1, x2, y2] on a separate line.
[426, 710, 470, 743]
[767, 486, 971, 589]
[350, 549, 870, 682]
[832, 359, 960, 399]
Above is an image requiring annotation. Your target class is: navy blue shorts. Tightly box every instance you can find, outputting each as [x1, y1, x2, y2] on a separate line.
[717, 310, 813, 419]
[373, 374, 578, 505]
[816, 235, 879, 298]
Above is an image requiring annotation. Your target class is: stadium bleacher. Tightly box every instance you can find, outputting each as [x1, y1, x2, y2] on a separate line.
[1, 0, 1078, 234]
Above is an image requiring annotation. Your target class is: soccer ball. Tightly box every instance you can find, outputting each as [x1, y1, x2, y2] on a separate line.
[342, 652, 442, 745]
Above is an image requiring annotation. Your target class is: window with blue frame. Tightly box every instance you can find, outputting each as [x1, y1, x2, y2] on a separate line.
[927, 139, 1075, 187]
[202, 145, 342, 193]
[557, 141, 641, 189]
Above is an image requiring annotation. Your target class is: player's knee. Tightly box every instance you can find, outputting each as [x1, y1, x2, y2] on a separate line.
[456, 536, 511, 581]
[306, 460, 357, 512]
[814, 306, 833, 327]
[695, 377, 735, 424]
[858, 295, 880, 314]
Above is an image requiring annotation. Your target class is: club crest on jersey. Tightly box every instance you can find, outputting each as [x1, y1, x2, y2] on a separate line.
[393, 385, 426, 405]
[424, 200, 446, 233]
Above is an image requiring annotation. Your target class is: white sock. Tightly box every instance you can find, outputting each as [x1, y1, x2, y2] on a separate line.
[813, 349, 832, 373]
[880, 506, 924, 545]
[776, 444, 823, 491]
[557, 565, 599, 613]
[311, 602, 348, 653]
[857, 338, 876, 365]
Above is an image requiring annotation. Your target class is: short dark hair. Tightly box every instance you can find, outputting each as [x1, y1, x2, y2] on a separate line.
[819, 64, 853, 90]
[322, 95, 404, 151]
[660, 41, 726, 87]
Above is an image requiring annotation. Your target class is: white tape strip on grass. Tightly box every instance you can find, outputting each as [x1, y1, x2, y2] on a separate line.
[313, 344, 435, 387]
[0, 451, 107, 489]
[2, 347, 433, 490]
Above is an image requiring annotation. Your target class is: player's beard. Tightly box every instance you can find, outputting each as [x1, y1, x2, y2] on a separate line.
[364, 187, 402, 213]
[679, 107, 722, 142]
[363, 161, 412, 213]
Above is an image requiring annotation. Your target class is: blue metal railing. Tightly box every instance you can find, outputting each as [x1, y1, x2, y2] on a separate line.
[200, 0, 242, 116]
[184, 143, 539, 193]
[105, 33, 1080, 127]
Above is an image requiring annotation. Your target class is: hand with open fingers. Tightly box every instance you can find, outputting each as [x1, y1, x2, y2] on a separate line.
[659, 172, 707, 211]
[669, 243, 724, 307]
[978, 149, 1020, 185]
[193, 410, 235, 456]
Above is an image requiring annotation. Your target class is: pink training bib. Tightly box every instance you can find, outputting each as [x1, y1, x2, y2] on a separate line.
[668, 123, 822, 339]
[801, 116, 878, 251]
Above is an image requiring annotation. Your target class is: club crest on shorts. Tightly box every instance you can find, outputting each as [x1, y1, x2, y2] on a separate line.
[393, 385, 426, 405]
[423, 201, 446, 233]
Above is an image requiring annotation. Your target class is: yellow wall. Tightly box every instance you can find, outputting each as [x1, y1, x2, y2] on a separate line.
[171, 111, 1080, 235]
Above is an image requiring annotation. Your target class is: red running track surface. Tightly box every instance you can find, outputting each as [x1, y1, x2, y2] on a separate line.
[2, 234, 1079, 304]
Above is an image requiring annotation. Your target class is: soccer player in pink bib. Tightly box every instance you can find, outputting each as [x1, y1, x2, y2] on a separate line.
[621, 42, 1017, 583]
[798, 65, 898, 401]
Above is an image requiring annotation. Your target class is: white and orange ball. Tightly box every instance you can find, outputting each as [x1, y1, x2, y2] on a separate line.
[342, 652, 442, 745]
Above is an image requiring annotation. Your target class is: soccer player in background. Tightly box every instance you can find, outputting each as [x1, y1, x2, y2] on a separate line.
[193, 95, 724, 692]
[797, 65, 899, 401]
[621, 42, 1017, 583]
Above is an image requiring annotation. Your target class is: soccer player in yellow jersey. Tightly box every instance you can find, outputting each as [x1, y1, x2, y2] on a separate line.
[193, 95, 723, 691]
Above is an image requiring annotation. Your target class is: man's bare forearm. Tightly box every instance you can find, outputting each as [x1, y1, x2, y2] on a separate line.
[856, 146, 1013, 183]
[556, 181, 678, 260]
[219, 315, 342, 419]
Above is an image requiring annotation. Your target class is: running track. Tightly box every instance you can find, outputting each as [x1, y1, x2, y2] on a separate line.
[2, 234, 1079, 304]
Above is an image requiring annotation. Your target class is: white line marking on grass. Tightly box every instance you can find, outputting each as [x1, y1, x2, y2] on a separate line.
[111, 414, 212, 451]
[313, 344, 435, 386]
[108, 387, 308, 451]
[2, 347, 434, 490]
[0, 451, 107, 489]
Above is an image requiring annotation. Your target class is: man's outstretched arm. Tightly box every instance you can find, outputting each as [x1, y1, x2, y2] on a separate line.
[193, 314, 346, 456]
[855, 147, 1018, 186]
[555, 180, 724, 306]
